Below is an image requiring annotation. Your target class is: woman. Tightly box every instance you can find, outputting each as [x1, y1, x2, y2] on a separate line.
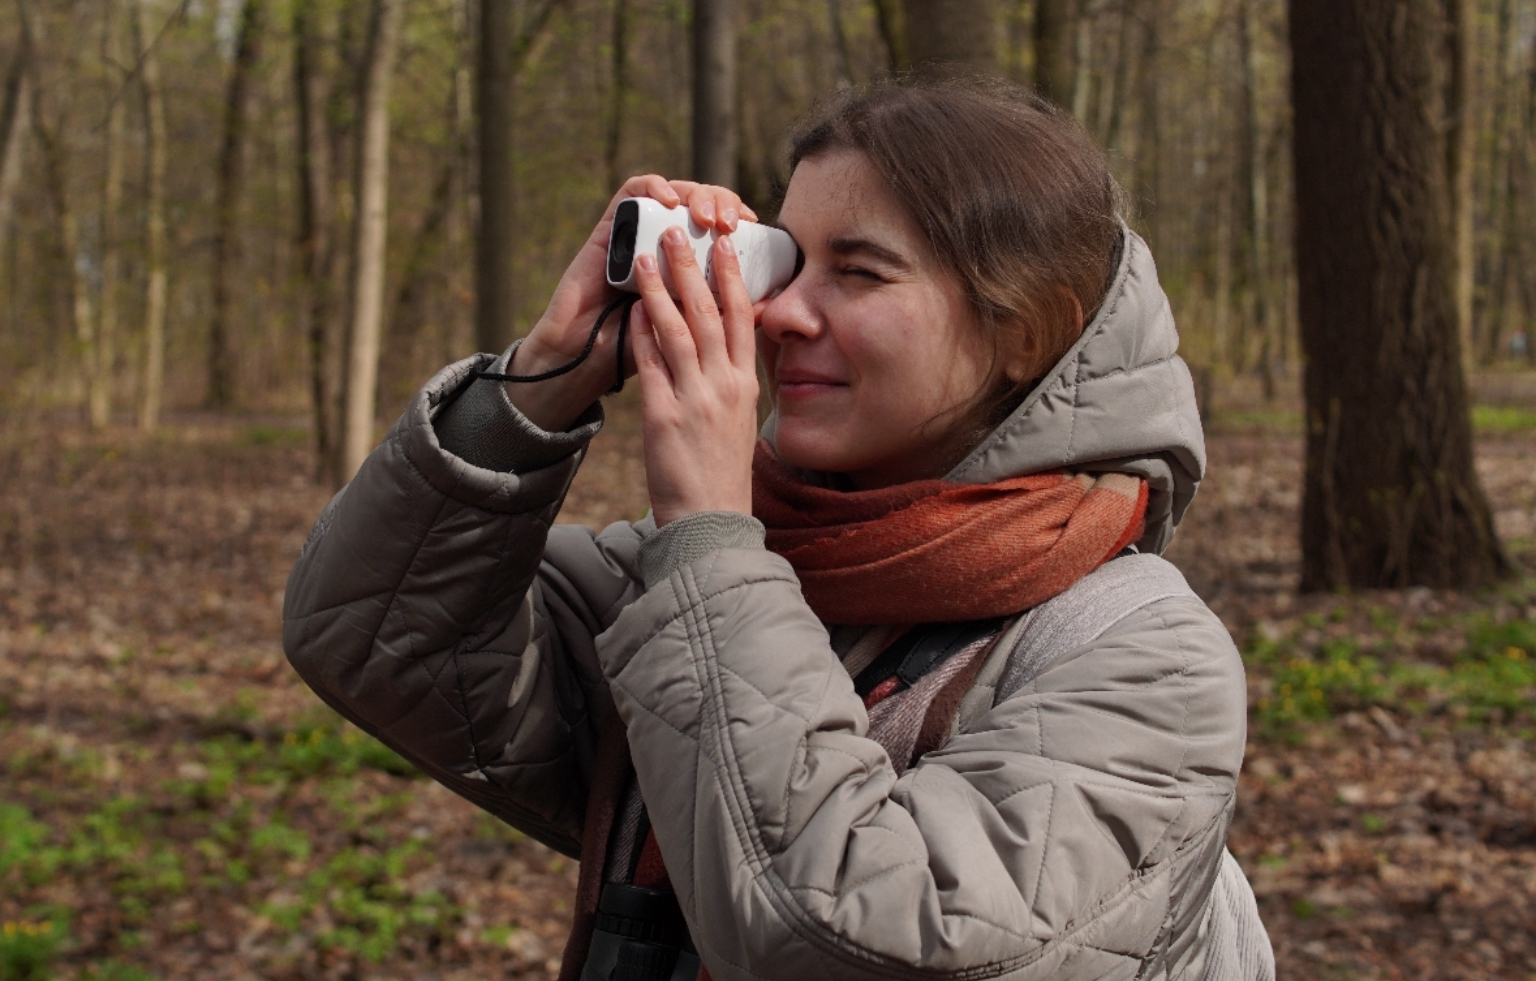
[284, 79, 1272, 980]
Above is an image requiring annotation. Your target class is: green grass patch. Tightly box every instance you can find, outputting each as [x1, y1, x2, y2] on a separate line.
[0, 710, 444, 970]
[82, 962, 158, 981]
[0, 916, 68, 981]
[1248, 614, 1536, 738]
[258, 841, 455, 961]
[1207, 408, 1303, 434]
[239, 424, 308, 448]
[1473, 405, 1536, 433]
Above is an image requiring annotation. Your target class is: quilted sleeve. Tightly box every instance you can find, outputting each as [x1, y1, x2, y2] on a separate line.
[282, 355, 646, 857]
[598, 548, 1247, 981]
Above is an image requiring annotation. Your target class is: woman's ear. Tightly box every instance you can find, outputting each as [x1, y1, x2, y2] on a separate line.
[1002, 351, 1033, 384]
[1000, 289, 1084, 384]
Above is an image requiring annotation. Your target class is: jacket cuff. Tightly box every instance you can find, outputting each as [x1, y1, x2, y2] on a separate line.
[637, 511, 766, 588]
[433, 340, 603, 473]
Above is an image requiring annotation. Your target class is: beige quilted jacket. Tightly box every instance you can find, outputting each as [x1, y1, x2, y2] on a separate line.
[284, 229, 1265, 979]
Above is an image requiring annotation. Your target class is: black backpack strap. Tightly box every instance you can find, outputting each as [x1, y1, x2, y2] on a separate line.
[852, 617, 1007, 700]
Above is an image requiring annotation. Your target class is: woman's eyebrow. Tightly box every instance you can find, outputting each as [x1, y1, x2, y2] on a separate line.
[826, 236, 910, 269]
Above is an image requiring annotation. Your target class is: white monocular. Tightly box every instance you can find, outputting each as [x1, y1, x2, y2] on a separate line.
[606, 197, 801, 304]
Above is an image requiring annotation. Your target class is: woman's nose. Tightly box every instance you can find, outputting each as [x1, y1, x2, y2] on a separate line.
[758, 274, 822, 344]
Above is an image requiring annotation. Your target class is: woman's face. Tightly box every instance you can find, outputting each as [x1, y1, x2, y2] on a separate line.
[757, 151, 995, 489]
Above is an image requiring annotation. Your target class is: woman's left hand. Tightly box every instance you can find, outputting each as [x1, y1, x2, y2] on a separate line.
[630, 225, 760, 528]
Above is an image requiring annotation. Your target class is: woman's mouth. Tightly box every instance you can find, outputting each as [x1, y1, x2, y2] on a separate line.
[774, 371, 847, 400]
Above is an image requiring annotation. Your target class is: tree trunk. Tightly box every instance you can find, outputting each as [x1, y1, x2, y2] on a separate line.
[1135, 0, 1161, 251]
[871, 0, 908, 71]
[341, 0, 403, 481]
[826, 0, 854, 87]
[1034, 0, 1076, 106]
[692, 0, 737, 185]
[476, 0, 516, 354]
[902, 0, 999, 77]
[90, 0, 126, 431]
[606, 0, 630, 189]
[1478, 0, 1514, 365]
[135, 0, 168, 433]
[294, 0, 344, 485]
[1235, 0, 1272, 398]
[34, 114, 93, 401]
[447, 0, 474, 363]
[1444, 0, 1475, 374]
[385, 149, 456, 388]
[0, 5, 32, 247]
[1289, 0, 1506, 590]
[28, 2, 94, 409]
[208, 0, 266, 409]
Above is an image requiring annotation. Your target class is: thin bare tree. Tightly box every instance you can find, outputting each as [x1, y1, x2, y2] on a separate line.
[293, 0, 343, 484]
[90, 0, 126, 430]
[341, 0, 404, 480]
[0, 0, 34, 245]
[476, 0, 515, 354]
[207, 0, 266, 409]
[902, 0, 1000, 77]
[693, 0, 737, 184]
[135, 0, 168, 432]
[1035, 0, 1076, 107]
[1444, 0, 1475, 372]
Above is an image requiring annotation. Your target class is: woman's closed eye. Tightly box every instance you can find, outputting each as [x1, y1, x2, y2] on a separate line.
[839, 265, 884, 282]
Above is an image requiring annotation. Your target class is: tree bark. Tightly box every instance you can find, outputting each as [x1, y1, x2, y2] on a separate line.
[1235, 0, 1272, 398]
[90, 0, 126, 430]
[1443, 0, 1475, 374]
[476, 0, 516, 353]
[1289, 0, 1506, 590]
[34, 111, 93, 400]
[448, 0, 474, 363]
[208, 0, 266, 409]
[135, 0, 168, 433]
[902, 0, 999, 77]
[692, 0, 737, 185]
[294, 0, 344, 485]
[605, 0, 632, 191]
[341, 0, 403, 481]
[0, 2, 33, 248]
[871, 0, 908, 71]
[27, 2, 94, 406]
[1034, 0, 1076, 107]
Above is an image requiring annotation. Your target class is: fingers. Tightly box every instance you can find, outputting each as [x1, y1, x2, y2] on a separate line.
[633, 247, 704, 387]
[606, 174, 760, 235]
[663, 226, 734, 368]
[609, 174, 681, 217]
[667, 180, 758, 232]
[710, 234, 757, 370]
[628, 302, 674, 400]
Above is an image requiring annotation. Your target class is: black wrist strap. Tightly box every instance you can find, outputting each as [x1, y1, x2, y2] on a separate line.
[473, 293, 640, 395]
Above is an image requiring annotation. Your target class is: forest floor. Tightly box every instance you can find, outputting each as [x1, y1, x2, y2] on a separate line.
[1, 393, 1534, 981]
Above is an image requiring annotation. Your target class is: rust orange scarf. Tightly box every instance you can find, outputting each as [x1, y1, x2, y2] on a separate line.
[752, 440, 1148, 624]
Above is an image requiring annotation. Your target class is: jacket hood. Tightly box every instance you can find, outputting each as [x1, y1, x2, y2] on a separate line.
[762, 226, 1204, 555]
[945, 226, 1205, 554]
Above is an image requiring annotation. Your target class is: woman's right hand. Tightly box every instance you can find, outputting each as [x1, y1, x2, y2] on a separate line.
[505, 175, 757, 432]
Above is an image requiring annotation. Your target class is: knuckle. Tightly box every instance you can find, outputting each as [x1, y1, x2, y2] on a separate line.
[657, 317, 692, 340]
[687, 297, 717, 322]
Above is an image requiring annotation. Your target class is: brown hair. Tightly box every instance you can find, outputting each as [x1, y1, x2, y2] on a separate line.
[789, 77, 1122, 440]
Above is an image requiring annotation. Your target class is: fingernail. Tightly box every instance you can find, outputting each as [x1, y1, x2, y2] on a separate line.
[637, 254, 657, 273]
[718, 234, 736, 256]
[699, 200, 715, 224]
[663, 226, 686, 245]
[722, 208, 739, 231]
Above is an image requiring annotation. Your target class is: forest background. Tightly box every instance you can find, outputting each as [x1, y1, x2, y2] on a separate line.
[0, 0, 1534, 980]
